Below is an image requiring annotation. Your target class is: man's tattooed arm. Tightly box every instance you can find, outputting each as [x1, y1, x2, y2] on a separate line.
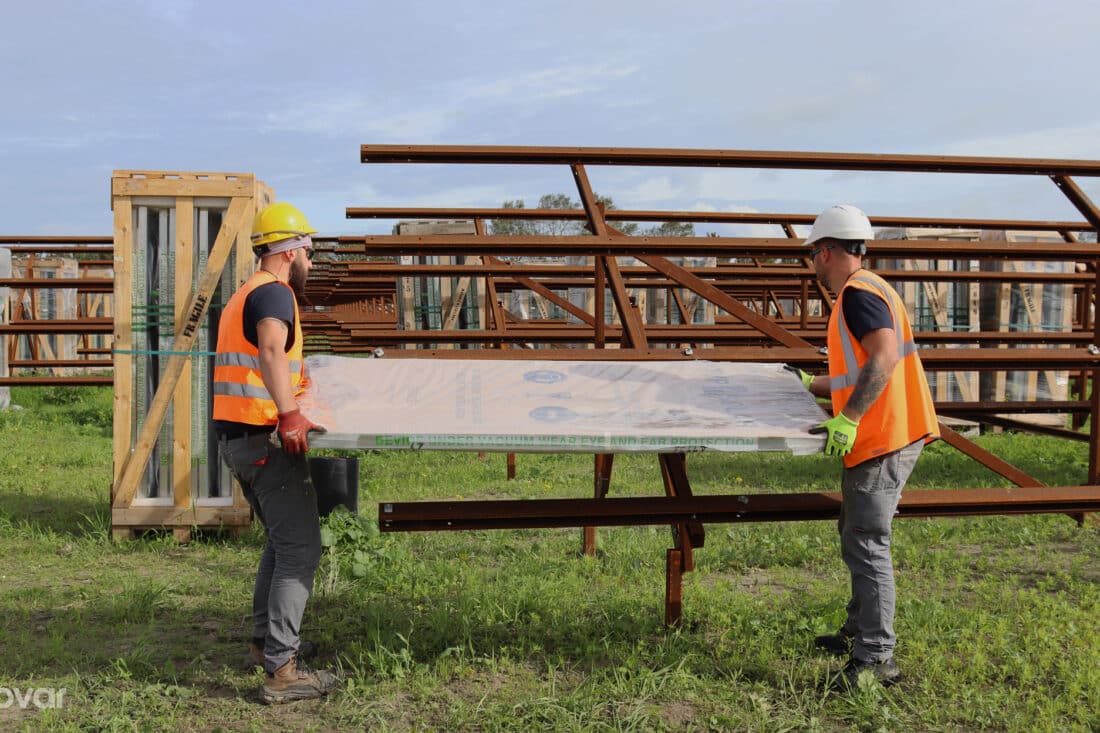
[844, 357, 891, 417]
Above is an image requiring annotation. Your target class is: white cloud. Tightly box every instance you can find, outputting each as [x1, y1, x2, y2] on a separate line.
[457, 62, 640, 102]
[690, 168, 841, 204]
[938, 120, 1100, 159]
[145, 0, 195, 26]
[741, 70, 886, 130]
[620, 176, 684, 204]
[259, 61, 639, 141]
[263, 97, 456, 141]
[6, 0, 1100, 234]
[0, 130, 159, 154]
[709, 205, 787, 238]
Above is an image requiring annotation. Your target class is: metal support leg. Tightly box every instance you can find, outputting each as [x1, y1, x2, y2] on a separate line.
[666, 549, 683, 626]
[659, 453, 702, 625]
[584, 453, 614, 556]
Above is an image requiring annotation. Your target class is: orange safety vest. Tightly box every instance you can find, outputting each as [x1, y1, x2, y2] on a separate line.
[827, 269, 939, 468]
[212, 271, 305, 426]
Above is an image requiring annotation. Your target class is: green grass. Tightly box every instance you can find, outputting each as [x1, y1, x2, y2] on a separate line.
[1, 386, 1098, 731]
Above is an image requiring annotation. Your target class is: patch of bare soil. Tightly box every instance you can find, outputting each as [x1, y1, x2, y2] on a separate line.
[659, 699, 698, 729]
[700, 566, 834, 597]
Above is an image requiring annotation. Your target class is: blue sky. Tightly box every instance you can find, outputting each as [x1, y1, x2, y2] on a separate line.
[4, 0, 1100, 236]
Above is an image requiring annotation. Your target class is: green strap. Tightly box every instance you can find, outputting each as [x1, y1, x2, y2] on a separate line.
[112, 348, 216, 357]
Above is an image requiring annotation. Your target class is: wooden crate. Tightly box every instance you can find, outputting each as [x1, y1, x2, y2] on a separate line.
[875, 228, 983, 404]
[8, 256, 80, 373]
[876, 227, 1073, 426]
[393, 221, 484, 348]
[978, 230, 1074, 426]
[110, 171, 273, 541]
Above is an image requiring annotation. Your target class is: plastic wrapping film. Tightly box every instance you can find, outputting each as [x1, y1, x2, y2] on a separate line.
[302, 356, 828, 455]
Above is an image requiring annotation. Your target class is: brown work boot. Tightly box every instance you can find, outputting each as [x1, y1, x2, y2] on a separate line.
[259, 655, 340, 704]
[242, 638, 318, 671]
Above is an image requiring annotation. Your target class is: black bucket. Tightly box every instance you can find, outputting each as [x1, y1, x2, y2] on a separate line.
[309, 456, 360, 517]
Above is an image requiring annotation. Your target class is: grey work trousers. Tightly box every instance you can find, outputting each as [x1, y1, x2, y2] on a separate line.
[838, 439, 924, 663]
[219, 432, 321, 674]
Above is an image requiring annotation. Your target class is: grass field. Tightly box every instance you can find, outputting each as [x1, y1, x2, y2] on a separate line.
[0, 385, 1098, 731]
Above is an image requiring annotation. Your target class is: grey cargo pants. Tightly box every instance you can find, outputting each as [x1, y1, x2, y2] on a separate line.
[219, 432, 321, 674]
[838, 439, 924, 662]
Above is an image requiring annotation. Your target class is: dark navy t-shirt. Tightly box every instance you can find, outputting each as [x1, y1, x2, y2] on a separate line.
[841, 287, 894, 341]
[242, 281, 297, 351]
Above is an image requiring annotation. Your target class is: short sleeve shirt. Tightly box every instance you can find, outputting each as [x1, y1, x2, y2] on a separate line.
[242, 281, 297, 351]
[841, 287, 894, 341]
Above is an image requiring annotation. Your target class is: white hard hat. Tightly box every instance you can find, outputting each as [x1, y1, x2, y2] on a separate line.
[803, 204, 874, 247]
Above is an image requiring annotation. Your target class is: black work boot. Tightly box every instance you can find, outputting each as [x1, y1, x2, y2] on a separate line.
[259, 654, 341, 704]
[814, 627, 854, 656]
[837, 656, 902, 689]
[243, 638, 318, 671]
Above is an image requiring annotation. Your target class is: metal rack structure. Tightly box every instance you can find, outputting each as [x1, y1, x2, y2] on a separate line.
[3, 148, 1099, 610]
[0, 237, 114, 386]
[344, 144, 1100, 623]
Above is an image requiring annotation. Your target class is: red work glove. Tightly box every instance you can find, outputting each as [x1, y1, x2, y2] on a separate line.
[276, 409, 326, 455]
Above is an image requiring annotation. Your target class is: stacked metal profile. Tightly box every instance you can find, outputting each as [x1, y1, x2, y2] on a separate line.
[0, 247, 8, 408]
[0, 237, 114, 388]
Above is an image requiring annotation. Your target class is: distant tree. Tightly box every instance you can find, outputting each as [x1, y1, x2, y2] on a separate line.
[638, 220, 695, 237]
[490, 194, 585, 237]
[490, 194, 692, 238]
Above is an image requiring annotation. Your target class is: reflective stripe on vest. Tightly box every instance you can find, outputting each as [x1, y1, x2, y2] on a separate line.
[826, 269, 939, 467]
[830, 274, 918, 391]
[211, 271, 305, 426]
[214, 351, 303, 373]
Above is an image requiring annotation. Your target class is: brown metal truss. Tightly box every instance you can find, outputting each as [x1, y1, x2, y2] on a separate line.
[5, 149, 1100, 622]
[0, 237, 115, 384]
[347, 144, 1100, 624]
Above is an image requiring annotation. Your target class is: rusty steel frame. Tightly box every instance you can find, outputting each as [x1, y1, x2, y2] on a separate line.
[1, 237, 116, 387]
[349, 206, 1097, 234]
[347, 144, 1100, 624]
[320, 261, 1095, 283]
[340, 234, 1100, 259]
[380, 486, 1100, 533]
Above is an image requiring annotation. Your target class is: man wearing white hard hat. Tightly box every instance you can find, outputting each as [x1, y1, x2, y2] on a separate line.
[787, 204, 939, 688]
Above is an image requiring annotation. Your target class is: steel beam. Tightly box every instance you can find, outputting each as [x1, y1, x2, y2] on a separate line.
[378, 486, 1100, 532]
[0, 319, 114, 334]
[347, 235, 1100, 260]
[317, 262, 1095, 284]
[360, 144, 1100, 176]
[345, 206, 1096, 233]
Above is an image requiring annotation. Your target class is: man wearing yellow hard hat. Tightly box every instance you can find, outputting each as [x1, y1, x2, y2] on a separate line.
[212, 202, 340, 703]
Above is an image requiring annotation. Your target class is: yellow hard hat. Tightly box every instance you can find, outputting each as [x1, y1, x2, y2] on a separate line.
[251, 202, 318, 249]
